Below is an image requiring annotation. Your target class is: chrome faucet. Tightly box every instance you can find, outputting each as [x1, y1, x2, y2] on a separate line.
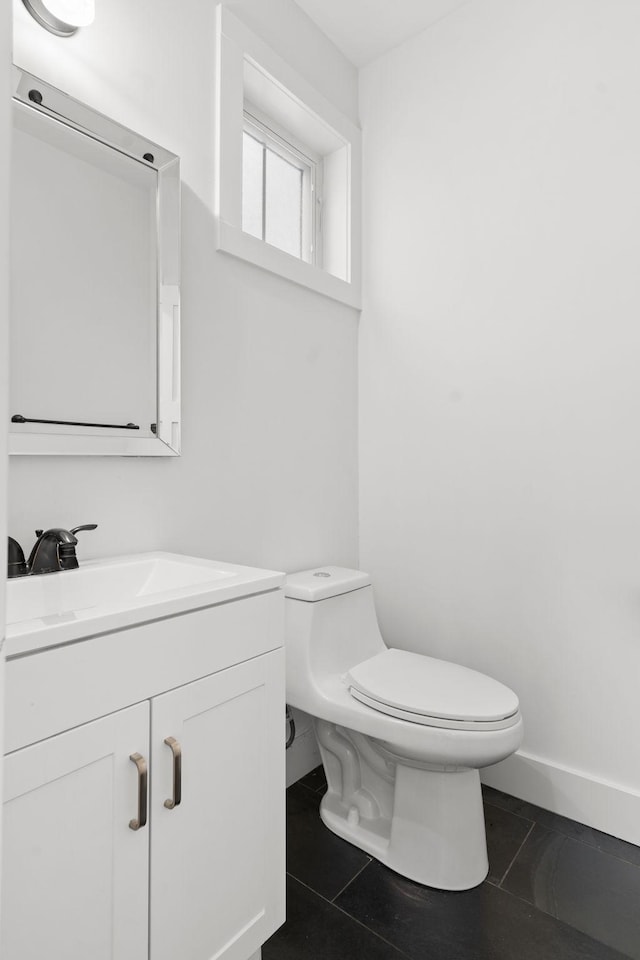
[27, 524, 98, 575]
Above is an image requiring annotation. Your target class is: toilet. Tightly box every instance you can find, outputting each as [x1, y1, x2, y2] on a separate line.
[284, 566, 523, 891]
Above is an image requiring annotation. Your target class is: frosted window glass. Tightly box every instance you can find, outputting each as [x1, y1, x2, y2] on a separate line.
[265, 149, 302, 258]
[242, 132, 264, 240]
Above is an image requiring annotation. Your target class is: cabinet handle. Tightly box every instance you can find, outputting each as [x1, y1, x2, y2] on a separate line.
[129, 753, 148, 831]
[164, 737, 182, 809]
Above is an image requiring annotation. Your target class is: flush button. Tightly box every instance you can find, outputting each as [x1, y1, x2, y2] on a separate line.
[313, 571, 331, 578]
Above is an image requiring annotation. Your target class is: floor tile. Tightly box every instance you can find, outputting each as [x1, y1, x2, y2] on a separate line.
[482, 785, 640, 868]
[502, 823, 640, 959]
[286, 782, 371, 901]
[262, 874, 408, 960]
[483, 801, 533, 885]
[298, 765, 327, 794]
[336, 859, 628, 960]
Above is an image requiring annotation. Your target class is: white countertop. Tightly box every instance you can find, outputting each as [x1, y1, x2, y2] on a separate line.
[5, 551, 285, 658]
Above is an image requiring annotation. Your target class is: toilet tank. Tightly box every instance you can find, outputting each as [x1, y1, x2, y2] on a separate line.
[284, 567, 387, 709]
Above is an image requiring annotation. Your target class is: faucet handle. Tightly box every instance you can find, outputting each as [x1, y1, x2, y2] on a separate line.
[8, 537, 27, 578]
[58, 524, 97, 572]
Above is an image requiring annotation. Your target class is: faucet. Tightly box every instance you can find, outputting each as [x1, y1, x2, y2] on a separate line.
[27, 524, 98, 575]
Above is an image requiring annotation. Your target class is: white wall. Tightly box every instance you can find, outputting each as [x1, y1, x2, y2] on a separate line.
[8, 0, 357, 786]
[9, 0, 359, 579]
[359, 0, 640, 841]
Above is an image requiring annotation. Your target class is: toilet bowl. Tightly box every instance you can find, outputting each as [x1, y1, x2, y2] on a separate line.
[284, 566, 523, 891]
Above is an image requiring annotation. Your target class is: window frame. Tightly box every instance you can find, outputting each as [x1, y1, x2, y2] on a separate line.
[215, 5, 361, 310]
[242, 105, 323, 268]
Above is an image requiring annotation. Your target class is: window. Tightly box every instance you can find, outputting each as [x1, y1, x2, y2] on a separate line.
[242, 109, 320, 265]
[215, 6, 361, 309]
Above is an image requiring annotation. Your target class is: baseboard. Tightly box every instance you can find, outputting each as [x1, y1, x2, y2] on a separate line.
[481, 750, 640, 846]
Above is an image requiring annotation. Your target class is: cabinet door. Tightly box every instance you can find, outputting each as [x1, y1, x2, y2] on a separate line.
[1, 702, 150, 960]
[150, 649, 285, 960]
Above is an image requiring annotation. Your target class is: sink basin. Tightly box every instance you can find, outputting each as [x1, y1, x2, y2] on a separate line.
[5, 552, 284, 657]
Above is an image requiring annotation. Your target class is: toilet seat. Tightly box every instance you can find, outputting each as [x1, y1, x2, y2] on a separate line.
[346, 649, 520, 731]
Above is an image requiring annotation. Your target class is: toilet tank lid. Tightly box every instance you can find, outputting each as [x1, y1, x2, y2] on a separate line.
[284, 566, 371, 601]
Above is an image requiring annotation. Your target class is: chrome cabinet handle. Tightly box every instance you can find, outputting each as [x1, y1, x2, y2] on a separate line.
[129, 753, 148, 831]
[164, 737, 182, 809]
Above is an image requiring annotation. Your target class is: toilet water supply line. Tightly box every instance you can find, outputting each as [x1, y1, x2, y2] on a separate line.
[285, 705, 295, 749]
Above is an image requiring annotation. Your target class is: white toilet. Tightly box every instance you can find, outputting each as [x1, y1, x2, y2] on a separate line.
[284, 566, 523, 891]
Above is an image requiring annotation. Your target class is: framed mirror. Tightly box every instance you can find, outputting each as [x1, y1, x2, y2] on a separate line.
[9, 67, 181, 456]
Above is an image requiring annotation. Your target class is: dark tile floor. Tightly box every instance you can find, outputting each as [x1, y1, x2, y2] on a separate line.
[263, 767, 640, 960]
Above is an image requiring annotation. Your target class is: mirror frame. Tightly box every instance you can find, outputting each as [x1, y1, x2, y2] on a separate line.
[9, 66, 181, 457]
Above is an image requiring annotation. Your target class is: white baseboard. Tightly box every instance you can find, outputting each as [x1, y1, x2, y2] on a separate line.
[482, 750, 640, 846]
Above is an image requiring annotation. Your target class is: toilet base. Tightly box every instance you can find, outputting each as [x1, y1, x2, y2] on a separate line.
[316, 721, 489, 890]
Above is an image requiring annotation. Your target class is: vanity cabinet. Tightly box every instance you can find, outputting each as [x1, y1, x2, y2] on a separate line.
[2, 587, 285, 960]
[2, 702, 151, 960]
[150, 655, 283, 960]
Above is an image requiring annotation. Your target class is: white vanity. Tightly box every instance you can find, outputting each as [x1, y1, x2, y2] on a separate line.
[2, 553, 286, 960]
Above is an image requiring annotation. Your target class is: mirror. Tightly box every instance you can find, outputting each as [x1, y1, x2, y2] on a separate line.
[9, 67, 181, 456]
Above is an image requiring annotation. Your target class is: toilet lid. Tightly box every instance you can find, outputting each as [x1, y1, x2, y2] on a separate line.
[347, 649, 519, 728]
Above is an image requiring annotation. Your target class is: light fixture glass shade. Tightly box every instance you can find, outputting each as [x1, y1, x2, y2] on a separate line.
[22, 0, 95, 36]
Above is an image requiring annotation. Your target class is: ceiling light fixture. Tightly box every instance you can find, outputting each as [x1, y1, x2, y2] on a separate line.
[22, 0, 95, 37]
